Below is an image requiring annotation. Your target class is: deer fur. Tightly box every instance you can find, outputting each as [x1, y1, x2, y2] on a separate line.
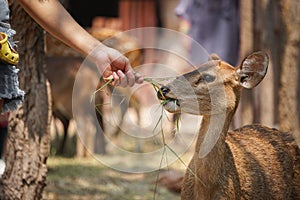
[157, 52, 300, 199]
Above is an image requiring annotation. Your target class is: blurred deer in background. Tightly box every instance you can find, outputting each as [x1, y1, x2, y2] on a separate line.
[46, 28, 143, 156]
[157, 52, 300, 199]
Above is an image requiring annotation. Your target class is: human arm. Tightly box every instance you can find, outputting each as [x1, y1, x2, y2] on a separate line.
[16, 0, 143, 86]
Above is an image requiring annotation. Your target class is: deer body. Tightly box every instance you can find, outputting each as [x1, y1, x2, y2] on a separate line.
[182, 113, 300, 199]
[158, 52, 300, 199]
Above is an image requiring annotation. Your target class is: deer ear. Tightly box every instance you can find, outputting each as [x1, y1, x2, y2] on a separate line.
[237, 51, 269, 89]
[208, 53, 221, 61]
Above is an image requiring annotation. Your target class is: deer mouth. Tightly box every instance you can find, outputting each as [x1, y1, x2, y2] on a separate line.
[161, 97, 181, 113]
[157, 87, 181, 113]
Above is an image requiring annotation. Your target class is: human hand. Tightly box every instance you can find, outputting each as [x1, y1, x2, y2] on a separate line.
[16, 0, 142, 86]
[91, 45, 143, 87]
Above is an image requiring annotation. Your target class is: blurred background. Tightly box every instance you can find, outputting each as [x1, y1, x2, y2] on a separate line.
[1, 0, 299, 199]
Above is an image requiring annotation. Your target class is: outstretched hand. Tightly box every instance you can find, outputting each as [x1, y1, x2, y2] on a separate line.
[16, 0, 143, 87]
[92, 45, 143, 87]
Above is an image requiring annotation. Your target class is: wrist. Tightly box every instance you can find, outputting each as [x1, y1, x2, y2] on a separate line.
[87, 43, 108, 63]
[87, 43, 112, 75]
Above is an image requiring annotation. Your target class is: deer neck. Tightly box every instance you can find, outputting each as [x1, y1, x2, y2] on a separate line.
[193, 109, 236, 185]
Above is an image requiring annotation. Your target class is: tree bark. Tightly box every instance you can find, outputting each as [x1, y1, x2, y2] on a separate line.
[278, 0, 300, 140]
[0, 2, 51, 200]
[237, 0, 255, 128]
[253, 0, 275, 127]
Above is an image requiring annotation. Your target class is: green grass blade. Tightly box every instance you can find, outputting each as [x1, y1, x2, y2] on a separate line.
[153, 147, 167, 200]
[165, 144, 206, 187]
[90, 78, 114, 103]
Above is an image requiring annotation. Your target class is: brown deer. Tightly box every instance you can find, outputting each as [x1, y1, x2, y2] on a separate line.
[157, 52, 300, 199]
[45, 28, 143, 156]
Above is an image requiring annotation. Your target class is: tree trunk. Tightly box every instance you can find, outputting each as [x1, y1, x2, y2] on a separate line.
[253, 0, 275, 127]
[278, 0, 300, 141]
[237, 0, 255, 128]
[234, 0, 299, 139]
[0, 2, 51, 200]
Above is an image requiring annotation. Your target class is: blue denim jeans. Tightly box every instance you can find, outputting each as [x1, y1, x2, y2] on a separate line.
[0, 0, 25, 113]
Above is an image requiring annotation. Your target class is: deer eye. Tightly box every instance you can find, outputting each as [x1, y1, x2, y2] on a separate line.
[194, 74, 216, 85]
[202, 74, 215, 82]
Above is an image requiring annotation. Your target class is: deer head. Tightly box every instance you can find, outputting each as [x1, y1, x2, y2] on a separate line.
[157, 52, 269, 116]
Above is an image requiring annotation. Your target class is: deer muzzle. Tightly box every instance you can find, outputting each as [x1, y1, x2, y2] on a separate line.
[157, 86, 181, 113]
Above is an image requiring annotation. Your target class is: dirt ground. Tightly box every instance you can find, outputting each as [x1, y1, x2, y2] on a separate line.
[46, 85, 200, 200]
[43, 156, 183, 200]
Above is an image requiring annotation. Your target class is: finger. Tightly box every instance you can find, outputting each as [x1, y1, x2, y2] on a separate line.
[117, 70, 127, 87]
[111, 55, 129, 71]
[112, 72, 119, 86]
[134, 72, 144, 84]
[103, 74, 114, 82]
[123, 58, 131, 72]
[136, 76, 144, 84]
[126, 71, 135, 87]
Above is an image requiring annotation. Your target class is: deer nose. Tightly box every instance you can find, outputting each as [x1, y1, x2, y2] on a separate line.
[157, 86, 170, 100]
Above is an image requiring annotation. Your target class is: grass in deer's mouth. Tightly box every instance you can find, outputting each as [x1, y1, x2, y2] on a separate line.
[144, 77, 205, 199]
[161, 98, 180, 108]
[145, 77, 206, 199]
[160, 99, 171, 106]
[144, 77, 180, 106]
